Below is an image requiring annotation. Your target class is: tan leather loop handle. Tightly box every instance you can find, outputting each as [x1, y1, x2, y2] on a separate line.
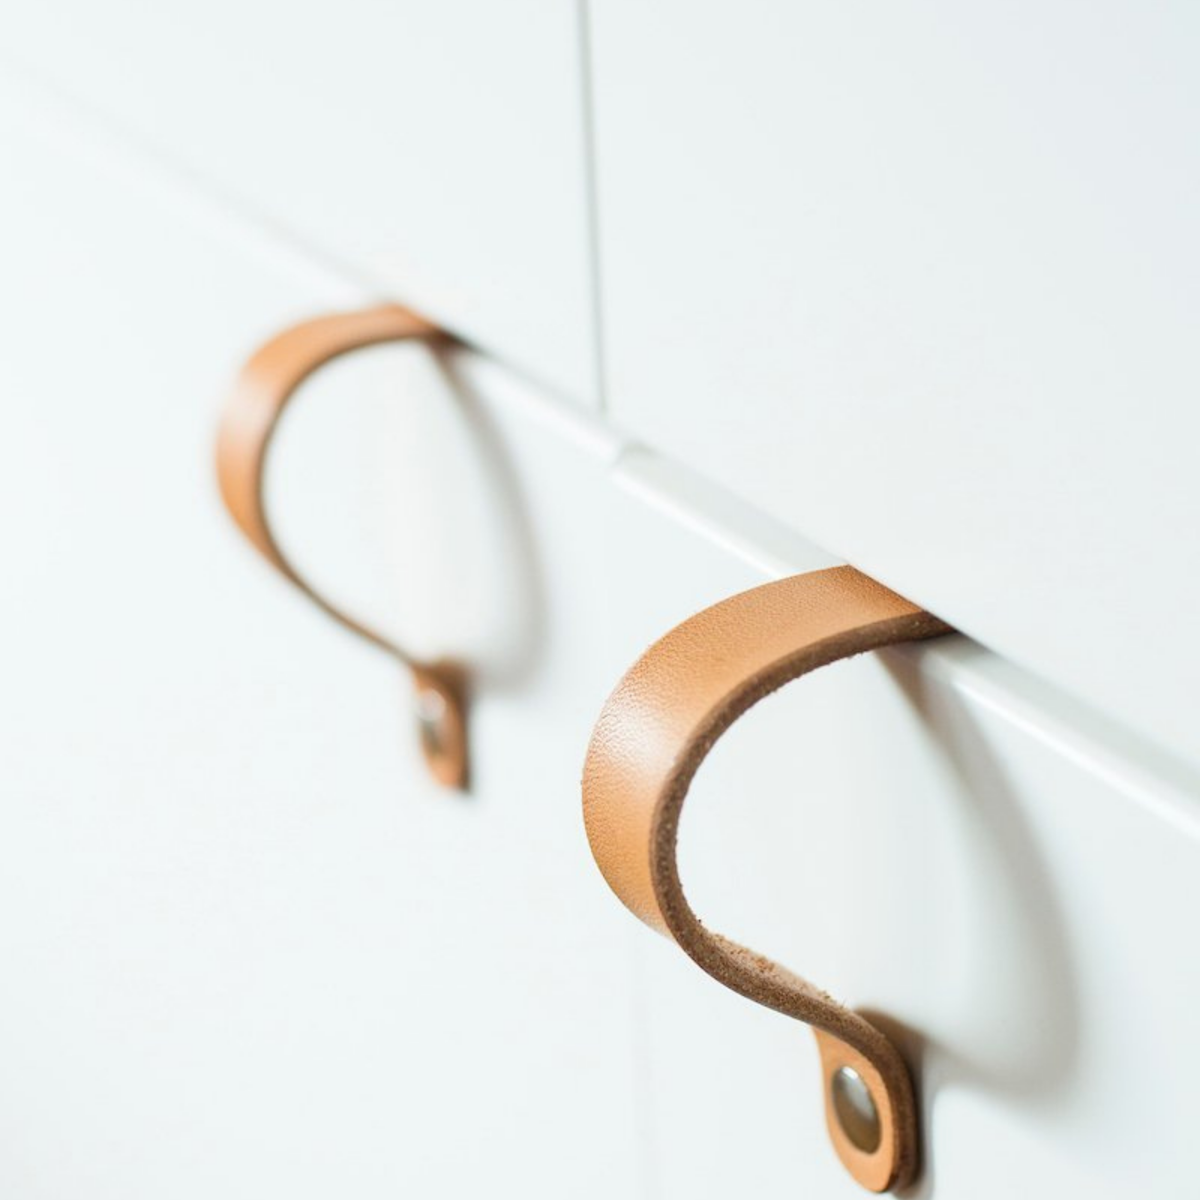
[216, 305, 468, 789]
[582, 566, 952, 1191]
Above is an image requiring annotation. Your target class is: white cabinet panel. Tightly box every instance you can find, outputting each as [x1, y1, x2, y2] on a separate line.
[7, 0, 597, 401]
[0, 107, 636, 1199]
[589, 1, 1200, 769]
[7, 40, 1200, 1200]
[599, 456, 1200, 1199]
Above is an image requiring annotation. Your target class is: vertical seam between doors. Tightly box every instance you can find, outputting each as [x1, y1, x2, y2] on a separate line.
[577, 0, 610, 415]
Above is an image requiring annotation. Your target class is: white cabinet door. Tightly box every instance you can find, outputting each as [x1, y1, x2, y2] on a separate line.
[6, 0, 598, 402]
[598, 453, 1200, 1199]
[588, 1, 1200, 771]
[8, 36, 1199, 1200]
[0, 98, 637, 1200]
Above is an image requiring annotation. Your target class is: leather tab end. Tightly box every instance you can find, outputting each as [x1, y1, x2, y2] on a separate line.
[412, 663, 470, 791]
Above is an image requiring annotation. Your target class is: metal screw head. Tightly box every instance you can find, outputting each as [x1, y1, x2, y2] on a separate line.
[414, 685, 449, 762]
[830, 1066, 882, 1153]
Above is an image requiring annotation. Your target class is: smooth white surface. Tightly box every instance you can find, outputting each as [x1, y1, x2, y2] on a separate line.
[603, 478, 1200, 1199]
[6, 0, 598, 402]
[0, 107, 638, 1200]
[5, 39, 1200, 1200]
[589, 0, 1200, 771]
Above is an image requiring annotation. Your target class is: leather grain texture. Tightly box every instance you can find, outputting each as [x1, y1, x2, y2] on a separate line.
[215, 305, 468, 789]
[582, 566, 952, 1190]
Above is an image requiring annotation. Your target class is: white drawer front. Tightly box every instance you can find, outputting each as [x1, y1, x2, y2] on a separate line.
[7, 1, 597, 401]
[5, 51, 1199, 1200]
[589, 1, 1200, 769]
[0, 109, 636, 1200]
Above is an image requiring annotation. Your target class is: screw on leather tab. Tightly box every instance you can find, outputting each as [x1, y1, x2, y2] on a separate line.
[215, 305, 469, 789]
[581, 566, 952, 1191]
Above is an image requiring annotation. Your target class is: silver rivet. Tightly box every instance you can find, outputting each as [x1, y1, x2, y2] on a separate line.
[415, 687, 448, 759]
[830, 1066, 881, 1153]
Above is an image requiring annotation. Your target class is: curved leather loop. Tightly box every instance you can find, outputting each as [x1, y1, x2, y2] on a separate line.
[216, 305, 469, 789]
[582, 566, 953, 1191]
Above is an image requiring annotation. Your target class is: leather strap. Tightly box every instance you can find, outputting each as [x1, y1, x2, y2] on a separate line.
[582, 566, 952, 1191]
[215, 305, 469, 789]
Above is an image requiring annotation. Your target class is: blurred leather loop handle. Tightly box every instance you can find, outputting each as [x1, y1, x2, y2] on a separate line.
[216, 305, 469, 789]
[582, 566, 953, 1192]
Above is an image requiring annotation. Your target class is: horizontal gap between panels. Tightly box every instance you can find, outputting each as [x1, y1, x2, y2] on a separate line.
[10, 58, 1199, 831]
